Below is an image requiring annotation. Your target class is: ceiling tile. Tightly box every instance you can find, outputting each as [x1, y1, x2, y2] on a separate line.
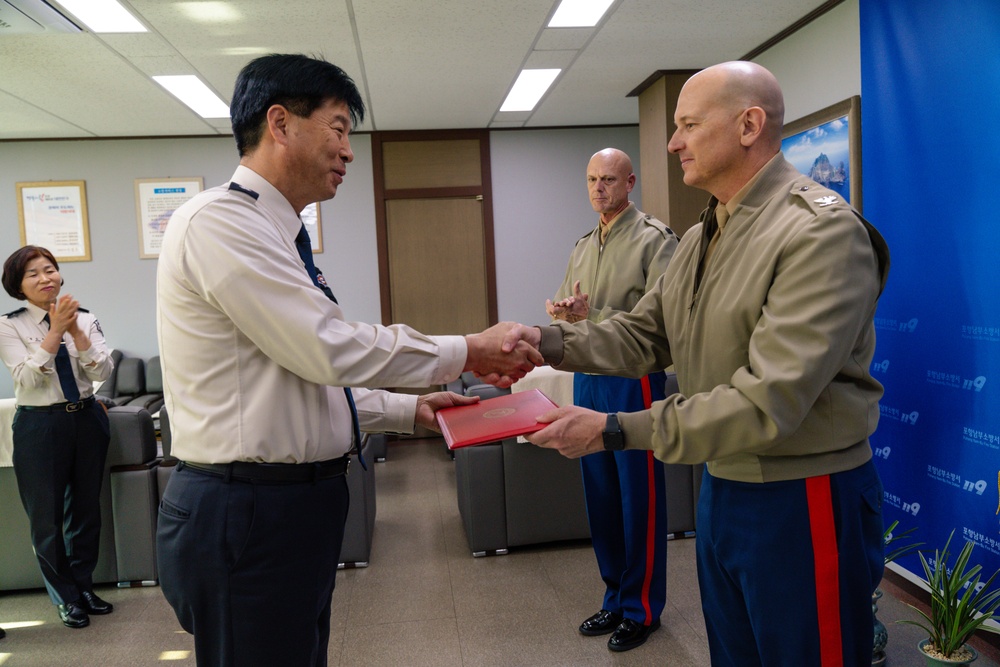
[0, 0, 831, 139]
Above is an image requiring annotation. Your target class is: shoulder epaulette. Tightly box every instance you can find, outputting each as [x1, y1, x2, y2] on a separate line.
[640, 213, 675, 239]
[228, 182, 259, 200]
[3, 307, 26, 319]
[790, 181, 852, 216]
[77, 307, 90, 313]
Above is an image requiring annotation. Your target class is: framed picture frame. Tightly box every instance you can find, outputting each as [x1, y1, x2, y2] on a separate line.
[134, 177, 204, 258]
[302, 202, 323, 253]
[16, 180, 92, 262]
[781, 95, 862, 212]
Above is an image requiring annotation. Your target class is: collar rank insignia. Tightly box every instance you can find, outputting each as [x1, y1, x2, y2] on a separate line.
[814, 195, 838, 207]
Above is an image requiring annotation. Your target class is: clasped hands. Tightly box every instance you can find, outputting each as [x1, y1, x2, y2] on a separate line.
[461, 321, 607, 459]
[48, 294, 81, 336]
[545, 280, 589, 323]
[41, 294, 87, 355]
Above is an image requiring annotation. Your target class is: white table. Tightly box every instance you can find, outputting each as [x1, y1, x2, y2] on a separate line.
[511, 366, 574, 442]
[511, 365, 574, 406]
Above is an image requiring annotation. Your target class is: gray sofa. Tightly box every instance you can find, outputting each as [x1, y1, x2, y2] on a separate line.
[453, 374, 702, 556]
[0, 405, 160, 591]
[338, 433, 380, 568]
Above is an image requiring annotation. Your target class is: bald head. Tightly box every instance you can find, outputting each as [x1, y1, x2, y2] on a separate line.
[689, 61, 785, 145]
[589, 148, 634, 174]
[668, 61, 785, 202]
[587, 148, 636, 222]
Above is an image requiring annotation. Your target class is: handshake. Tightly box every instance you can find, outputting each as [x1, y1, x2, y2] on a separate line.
[463, 322, 545, 388]
[459, 321, 608, 459]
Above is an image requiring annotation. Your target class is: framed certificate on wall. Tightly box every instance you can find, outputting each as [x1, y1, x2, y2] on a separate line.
[135, 177, 204, 258]
[16, 180, 91, 262]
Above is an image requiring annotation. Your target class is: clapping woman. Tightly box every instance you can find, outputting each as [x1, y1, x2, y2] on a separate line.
[0, 246, 114, 629]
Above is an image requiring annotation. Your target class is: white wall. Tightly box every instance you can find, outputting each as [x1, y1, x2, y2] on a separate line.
[491, 126, 642, 327]
[753, 0, 861, 123]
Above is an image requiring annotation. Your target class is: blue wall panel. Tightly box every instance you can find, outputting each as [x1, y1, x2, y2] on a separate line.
[861, 0, 1000, 574]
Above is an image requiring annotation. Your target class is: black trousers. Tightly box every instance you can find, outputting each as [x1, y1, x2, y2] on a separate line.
[11, 402, 110, 605]
[157, 463, 350, 667]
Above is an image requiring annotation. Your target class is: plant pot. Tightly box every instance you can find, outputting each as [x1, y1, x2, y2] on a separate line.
[873, 588, 888, 664]
[917, 638, 979, 666]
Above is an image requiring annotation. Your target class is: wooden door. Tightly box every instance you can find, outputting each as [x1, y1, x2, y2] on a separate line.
[372, 131, 497, 404]
[385, 197, 488, 334]
[373, 131, 496, 335]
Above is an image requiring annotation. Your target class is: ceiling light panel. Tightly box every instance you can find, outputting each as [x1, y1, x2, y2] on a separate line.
[500, 69, 561, 112]
[153, 75, 230, 118]
[56, 0, 147, 32]
[548, 0, 615, 28]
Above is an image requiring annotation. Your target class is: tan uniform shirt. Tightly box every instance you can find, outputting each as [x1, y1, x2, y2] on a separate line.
[554, 202, 677, 323]
[540, 156, 890, 483]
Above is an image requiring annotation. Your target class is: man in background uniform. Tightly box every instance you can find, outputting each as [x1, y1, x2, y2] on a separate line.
[547, 148, 677, 652]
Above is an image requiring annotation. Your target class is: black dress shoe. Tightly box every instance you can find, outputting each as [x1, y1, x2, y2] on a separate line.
[579, 609, 623, 636]
[608, 617, 660, 652]
[0, 626, 6, 639]
[80, 590, 114, 615]
[58, 602, 90, 628]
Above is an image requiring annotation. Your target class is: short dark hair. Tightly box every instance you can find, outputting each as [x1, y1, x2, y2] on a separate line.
[230, 53, 366, 157]
[2, 245, 59, 300]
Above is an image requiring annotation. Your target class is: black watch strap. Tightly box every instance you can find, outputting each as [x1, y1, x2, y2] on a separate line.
[603, 413, 625, 451]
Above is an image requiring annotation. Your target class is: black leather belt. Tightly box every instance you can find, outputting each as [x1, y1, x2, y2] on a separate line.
[179, 456, 350, 484]
[17, 396, 96, 413]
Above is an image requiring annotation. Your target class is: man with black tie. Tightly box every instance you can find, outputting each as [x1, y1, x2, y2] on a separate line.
[156, 54, 540, 666]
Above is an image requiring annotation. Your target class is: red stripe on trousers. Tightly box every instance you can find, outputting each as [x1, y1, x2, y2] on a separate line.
[806, 475, 844, 667]
[640, 375, 655, 625]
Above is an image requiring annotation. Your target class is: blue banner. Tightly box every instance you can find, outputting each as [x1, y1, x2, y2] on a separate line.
[861, 0, 1000, 575]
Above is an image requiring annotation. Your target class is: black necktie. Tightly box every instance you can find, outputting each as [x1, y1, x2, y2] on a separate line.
[296, 224, 365, 469]
[43, 314, 81, 403]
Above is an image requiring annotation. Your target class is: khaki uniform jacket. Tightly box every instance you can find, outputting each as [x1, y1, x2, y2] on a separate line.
[540, 156, 890, 483]
[553, 202, 677, 322]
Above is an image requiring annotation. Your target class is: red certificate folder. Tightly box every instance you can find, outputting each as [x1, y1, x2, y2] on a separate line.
[436, 388, 559, 450]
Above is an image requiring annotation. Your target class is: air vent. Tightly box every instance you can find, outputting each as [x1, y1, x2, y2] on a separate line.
[0, 0, 81, 34]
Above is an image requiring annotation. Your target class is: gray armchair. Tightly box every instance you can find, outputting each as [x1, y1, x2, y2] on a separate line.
[339, 433, 380, 568]
[106, 405, 160, 585]
[453, 382, 590, 556]
[121, 355, 165, 413]
[452, 373, 701, 556]
[106, 356, 145, 406]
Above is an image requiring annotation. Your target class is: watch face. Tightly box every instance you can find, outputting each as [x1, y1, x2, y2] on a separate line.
[603, 414, 625, 450]
[603, 431, 625, 451]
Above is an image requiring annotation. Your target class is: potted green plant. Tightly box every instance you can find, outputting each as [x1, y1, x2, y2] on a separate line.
[898, 530, 1000, 665]
[874, 520, 923, 665]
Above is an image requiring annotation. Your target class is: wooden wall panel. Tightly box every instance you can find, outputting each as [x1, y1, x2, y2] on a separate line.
[383, 140, 482, 190]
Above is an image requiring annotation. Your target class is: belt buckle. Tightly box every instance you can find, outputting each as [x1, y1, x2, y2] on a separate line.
[66, 401, 84, 413]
